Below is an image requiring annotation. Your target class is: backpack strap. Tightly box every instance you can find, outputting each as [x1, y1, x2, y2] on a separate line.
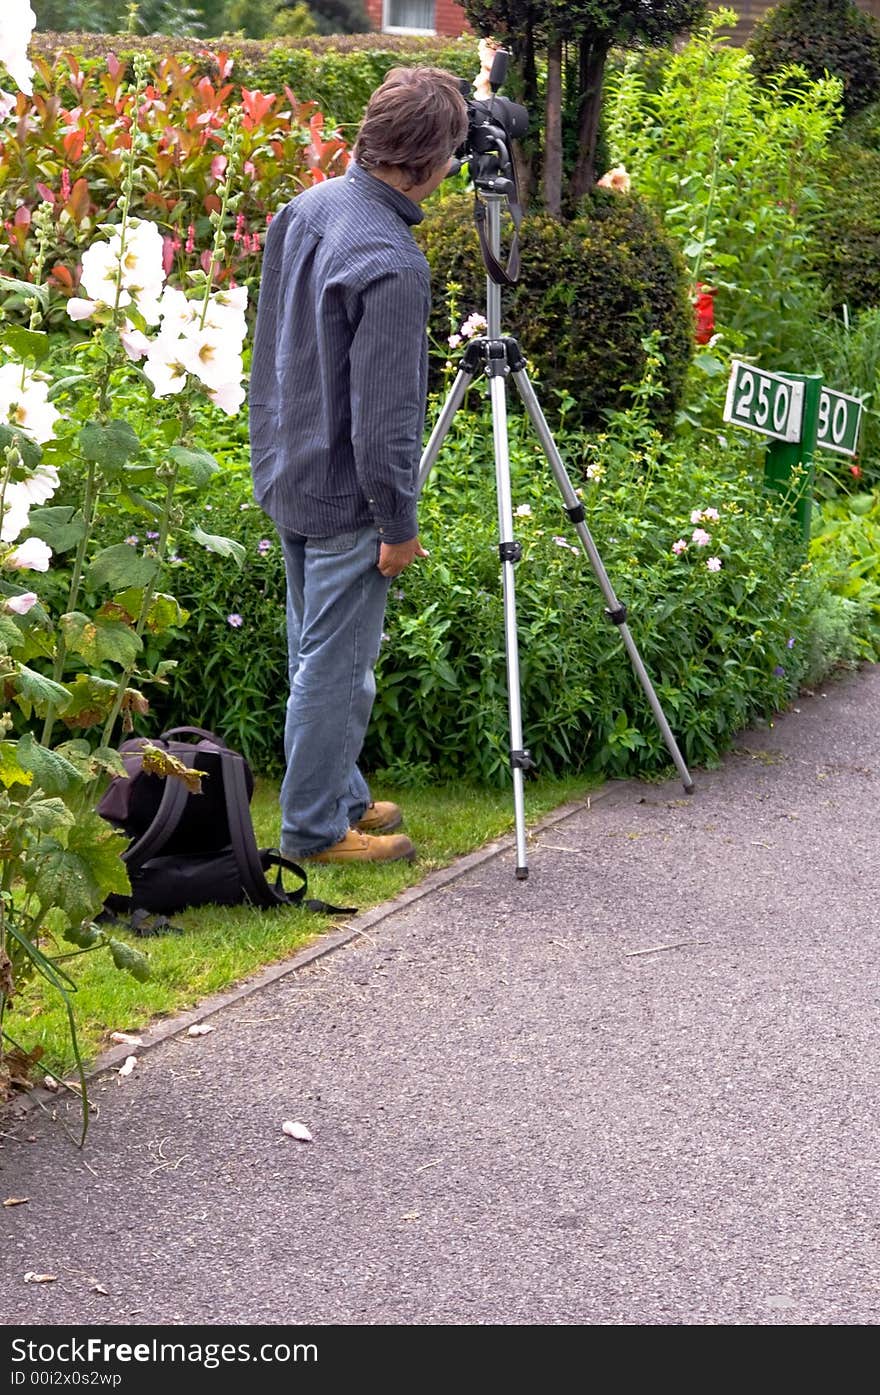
[219, 747, 292, 907]
[264, 852, 358, 917]
[218, 751, 357, 916]
[122, 747, 198, 870]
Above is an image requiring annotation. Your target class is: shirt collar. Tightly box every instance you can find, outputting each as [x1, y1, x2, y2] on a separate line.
[347, 162, 424, 227]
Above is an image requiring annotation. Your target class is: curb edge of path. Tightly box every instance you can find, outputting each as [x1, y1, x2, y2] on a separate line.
[12, 778, 649, 1116]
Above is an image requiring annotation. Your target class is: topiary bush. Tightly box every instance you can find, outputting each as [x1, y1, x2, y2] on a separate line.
[417, 189, 692, 429]
[749, 0, 880, 117]
[811, 142, 880, 311]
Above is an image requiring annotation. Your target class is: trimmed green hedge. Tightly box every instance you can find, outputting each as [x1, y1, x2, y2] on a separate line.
[813, 141, 880, 310]
[417, 189, 693, 428]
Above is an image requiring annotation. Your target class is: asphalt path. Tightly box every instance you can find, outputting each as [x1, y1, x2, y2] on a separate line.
[2, 664, 879, 1327]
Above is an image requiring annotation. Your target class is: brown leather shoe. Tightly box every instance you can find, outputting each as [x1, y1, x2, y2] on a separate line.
[305, 828, 415, 864]
[355, 800, 403, 834]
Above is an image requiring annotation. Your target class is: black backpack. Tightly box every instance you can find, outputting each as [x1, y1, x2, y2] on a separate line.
[97, 726, 353, 932]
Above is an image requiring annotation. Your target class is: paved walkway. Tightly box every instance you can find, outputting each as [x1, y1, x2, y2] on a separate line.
[2, 665, 879, 1326]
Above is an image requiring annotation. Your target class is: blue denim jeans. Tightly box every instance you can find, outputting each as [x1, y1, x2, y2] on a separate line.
[277, 524, 389, 857]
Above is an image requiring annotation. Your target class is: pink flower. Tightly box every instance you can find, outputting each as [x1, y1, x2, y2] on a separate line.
[706, 557, 722, 572]
[702, 507, 720, 521]
[227, 612, 243, 628]
[672, 539, 688, 555]
[4, 590, 37, 614]
[6, 536, 51, 571]
[597, 165, 631, 194]
[692, 528, 711, 547]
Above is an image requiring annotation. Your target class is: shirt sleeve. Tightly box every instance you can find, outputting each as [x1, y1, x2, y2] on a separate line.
[349, 266, 430, 545]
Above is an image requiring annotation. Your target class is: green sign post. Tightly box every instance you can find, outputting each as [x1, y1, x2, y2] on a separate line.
[723, 360, 863, 543]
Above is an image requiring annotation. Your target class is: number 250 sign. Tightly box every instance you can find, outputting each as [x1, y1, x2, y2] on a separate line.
[723, 362, 804, 443]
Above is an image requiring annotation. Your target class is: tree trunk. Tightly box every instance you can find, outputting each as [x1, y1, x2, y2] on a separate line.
[569, 36, 610, 204]
[544, 36, 563, 218]
[511, 22, 539, 209]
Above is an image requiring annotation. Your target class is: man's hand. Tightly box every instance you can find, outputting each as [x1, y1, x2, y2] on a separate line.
[378, 536, 429, 578]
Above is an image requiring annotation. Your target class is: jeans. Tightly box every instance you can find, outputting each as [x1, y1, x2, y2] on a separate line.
[277, 524, 389, 857]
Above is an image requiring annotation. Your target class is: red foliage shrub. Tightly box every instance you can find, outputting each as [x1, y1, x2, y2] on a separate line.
[0, 47, 349, 314]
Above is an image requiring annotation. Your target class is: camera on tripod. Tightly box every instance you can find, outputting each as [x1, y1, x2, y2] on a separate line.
[453, 49, 528, 197]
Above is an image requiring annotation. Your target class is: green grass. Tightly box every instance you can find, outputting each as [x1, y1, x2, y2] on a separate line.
[11, 773, 597, 1077]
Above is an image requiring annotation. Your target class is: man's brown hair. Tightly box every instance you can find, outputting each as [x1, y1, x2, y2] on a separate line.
[353, 66, 469, 191]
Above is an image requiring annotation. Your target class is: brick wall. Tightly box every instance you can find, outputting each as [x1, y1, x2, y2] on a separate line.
[362, 0, 469, 33]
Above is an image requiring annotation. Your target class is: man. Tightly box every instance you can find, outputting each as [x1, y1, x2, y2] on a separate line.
[249, 67, 469, 864]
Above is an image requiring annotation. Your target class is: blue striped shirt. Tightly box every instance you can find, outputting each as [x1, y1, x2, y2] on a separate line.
[249, 163, 430, 545]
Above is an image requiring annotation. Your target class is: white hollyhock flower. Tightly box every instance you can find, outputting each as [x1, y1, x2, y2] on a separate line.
[4, 590, 38, 614]
[179, 321, 242, 390]
[0, 1, 36, 96]
[0, 363, 60, 443]
[119, 322, 151, 362]
[1, 486, 30, 543]
[157, 285, 197, 337]
[6, 535, 52, 571]
[80, 240, 132, 309]
[66, 297, 100, 322]
[208, 380, 246, 415]
[202, 286, 248, 342]
[16, 463, 60, 506]
[77, 218, 166, 319]
[143, 338, 189, 398]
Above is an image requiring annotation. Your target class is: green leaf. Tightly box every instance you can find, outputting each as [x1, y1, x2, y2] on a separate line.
[108, 936, 150, 982]
[0, 274, 49, 310]
[32, 839, 103, 923]
[79, 418, 141, 473]
[3, 326, 51, 363]
[22, 794, 75, 833]
[26, 506, 87, 553]
[191, 525, 245, 566]
[169, 445, 220, 487]
[0, 423, 42, 468]
[90, 745, 128, 780]
[0, 614, 24, 651]
[61, 674, 117, 726]
[60, 611, 142, 668]
[693, 353, 725, 377]
[69, 816, 131, 898]
[86, 544, 159, 591]
[0, 742, 33, 788]
[109, 589, 187, 633]
[14, 665, 71, 715]
[16, 731, 85, 796]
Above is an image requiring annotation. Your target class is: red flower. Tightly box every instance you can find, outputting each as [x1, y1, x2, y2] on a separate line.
[693, 282, 715, 345]
[850, 463, 862, 479]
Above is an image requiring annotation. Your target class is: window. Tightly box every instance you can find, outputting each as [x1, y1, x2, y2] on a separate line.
[383, 0, 436, 34]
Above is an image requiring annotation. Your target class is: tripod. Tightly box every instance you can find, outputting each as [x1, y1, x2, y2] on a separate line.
[417, 193, 694, 879]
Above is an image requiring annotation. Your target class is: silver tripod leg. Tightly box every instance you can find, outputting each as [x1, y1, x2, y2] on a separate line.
[416, 344, 531, 878]
[489, 359, 530, 878]
[512, 365, 694, 793]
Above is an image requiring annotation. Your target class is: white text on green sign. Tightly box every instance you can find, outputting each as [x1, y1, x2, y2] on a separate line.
[816, 388, 863, 458]
[723, 361, 804, 444]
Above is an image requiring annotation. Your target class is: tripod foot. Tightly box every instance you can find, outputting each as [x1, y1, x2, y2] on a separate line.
[515, 866, 529, 881]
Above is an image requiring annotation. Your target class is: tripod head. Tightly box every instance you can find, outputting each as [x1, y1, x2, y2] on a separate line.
[451, 47, 529, 287]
